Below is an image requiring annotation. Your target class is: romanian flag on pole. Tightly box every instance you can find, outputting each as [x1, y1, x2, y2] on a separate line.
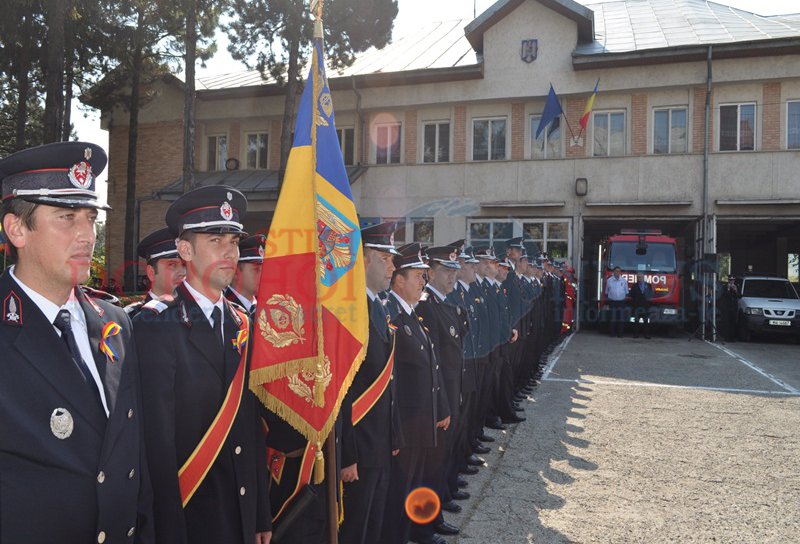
[249, 7, 367, 454]
[579, 79, 600, 130]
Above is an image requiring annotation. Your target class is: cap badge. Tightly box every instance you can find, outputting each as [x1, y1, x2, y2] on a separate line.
[220, 201, 234, 221]
[84, 147, 92, 160]
[50, 407, 74, 440]
[449, 250, 458, 261]
[258, 246, 265, 257]
[389, 233, 395, 246]
[68, 161, 94, 189]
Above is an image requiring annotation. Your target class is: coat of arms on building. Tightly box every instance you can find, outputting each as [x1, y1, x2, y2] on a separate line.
[521, 39, 538, 63]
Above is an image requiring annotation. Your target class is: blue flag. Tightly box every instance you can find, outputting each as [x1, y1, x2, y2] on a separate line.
[536, 84, 564, 139]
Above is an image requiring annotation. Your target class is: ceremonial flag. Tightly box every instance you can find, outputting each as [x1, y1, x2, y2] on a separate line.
[580, 79, 600, 130]
[535, 84, 564, 139]
[249, 17, 368, 453]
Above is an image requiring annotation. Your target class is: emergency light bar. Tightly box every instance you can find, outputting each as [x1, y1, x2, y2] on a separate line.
[619, 229, 663, 235]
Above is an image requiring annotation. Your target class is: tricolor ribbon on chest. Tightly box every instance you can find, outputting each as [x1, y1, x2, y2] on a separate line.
[231, 327, 249, 355]
[99, 321, 122, 363]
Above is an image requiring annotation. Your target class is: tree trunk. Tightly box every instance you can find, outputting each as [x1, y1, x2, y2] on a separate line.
[278, 34, 301, 190]
[62, 41, 74, 142]
[43, 0, 67, 143]
[14, 14, 32, 151]
[182, 0, 197, 193]
[124, 8, 145, 292]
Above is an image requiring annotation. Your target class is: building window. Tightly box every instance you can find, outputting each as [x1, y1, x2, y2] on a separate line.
[246, 133, 268, 169]
[423, 122, 450, 163]
[653, 107, 687, 154]
[530, 114, 562, 159]
[593, 111, 625, 157]
[472, 118, 507, 161]
[337, 127, 355, 165]
[391, 217, 434, 245]
[467, 219, 572, 262]
[207, 135, 227, 171]
[719, 103, 755, 151]
[787, 101, 800, 150]
[376, 123, 401, 164]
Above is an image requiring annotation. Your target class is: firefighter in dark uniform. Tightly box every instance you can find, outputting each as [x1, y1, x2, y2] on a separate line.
[495, 259, 524, 424]
[472, 246, 505, 432]
[132, 185, 271, 544]
[339, 222, 404, 544]
[381, 243, 450, 544]
[445, 244, 487, 475]
[125, 227, 186, 318]
[0, 142, 154, 544]
[224, 233, 265, 316]
[416, 246, 469, 537]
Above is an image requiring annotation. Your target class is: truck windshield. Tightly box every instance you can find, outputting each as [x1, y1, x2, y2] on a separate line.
[608, 242, 676, 273]
[742, 279, 799, 299]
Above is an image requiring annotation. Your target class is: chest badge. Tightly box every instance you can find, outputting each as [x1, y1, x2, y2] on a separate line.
[50, 408, 74, 440]
[449, 326, 456, 337]
[404, 325, 413, 336]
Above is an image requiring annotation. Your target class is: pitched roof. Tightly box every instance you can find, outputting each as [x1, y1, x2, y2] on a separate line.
[578, 0, 800, 55]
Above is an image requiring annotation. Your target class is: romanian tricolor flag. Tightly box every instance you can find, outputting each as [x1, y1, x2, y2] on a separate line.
[579, 79, 600, 130]
[249, 18, 367, 449]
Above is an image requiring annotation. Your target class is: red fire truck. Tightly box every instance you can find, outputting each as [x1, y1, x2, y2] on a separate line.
[599, 229, 681, 326]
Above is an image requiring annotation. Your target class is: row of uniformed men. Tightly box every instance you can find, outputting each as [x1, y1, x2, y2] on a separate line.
[0, 141, 567, 544]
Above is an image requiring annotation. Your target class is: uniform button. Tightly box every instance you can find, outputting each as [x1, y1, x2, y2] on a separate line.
[127, 409, 134, 419]
[240, 486, 246, 496]
[127, 527, 135, 537]
[432, 388, 435, 392]
[235, 446, 242, 455]
[128, 469, 135, 480]
[97, 531, 106, 543]
[97, 471, 105, 484]
[420, 345, 424, 350]
[435, 365, 439, 370]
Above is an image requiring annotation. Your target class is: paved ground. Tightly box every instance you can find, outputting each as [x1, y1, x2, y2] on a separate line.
[448, 331, 800, 543]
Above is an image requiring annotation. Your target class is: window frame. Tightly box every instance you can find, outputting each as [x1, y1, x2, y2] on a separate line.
[466, 218, 572, 262]
[592, 110, 626, 157]
[787, 100, 800, 150]
[207, 133, 228, 171]
[336, 127, 356, 166]
[244, 132, 269, 170]
[652, 106, 688, 155]
[529, 113, 563, 159]
[374, 122, 402, 165]
[422, 120, 451, 164]
[718, 102, 757, 152]
[471, 117, 508, 161]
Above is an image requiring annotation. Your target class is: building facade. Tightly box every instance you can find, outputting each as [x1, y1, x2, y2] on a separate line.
[99, 0, 800, 321]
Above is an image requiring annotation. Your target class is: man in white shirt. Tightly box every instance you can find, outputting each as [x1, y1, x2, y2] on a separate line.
[605, 266, 630, 337]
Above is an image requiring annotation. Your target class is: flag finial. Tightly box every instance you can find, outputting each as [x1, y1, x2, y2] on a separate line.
[311, 0, 324, 38]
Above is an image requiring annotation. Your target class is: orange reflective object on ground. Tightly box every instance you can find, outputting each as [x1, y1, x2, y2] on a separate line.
[405, 487, 441, 524]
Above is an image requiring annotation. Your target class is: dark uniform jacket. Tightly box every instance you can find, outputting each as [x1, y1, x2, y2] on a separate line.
[478, 278, 503, 350]
[446, 282, 479, 393]
[630, 282, 653, 309]
[0, 272, 154, 544]
[417, 287, 468, 414]
[502, 270, 524, 330]
[468, 280, 492, 358]
[385, 293, 449, 448]
[132, 282, 270, 544]
[124, 292, 155, 319]
[341, 295, 403, 468]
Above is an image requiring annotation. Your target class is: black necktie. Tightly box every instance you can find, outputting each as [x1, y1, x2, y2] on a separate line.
[54, 309, 104, 407]
[212, 306, 224, 349]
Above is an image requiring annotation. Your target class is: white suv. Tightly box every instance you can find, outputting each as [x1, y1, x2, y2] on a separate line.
[736, 276, 800, 341]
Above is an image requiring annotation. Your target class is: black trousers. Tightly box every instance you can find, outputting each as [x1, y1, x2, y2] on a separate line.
[608, 300, 627, 336]
[632, 306, 651, 336]
[381, 447, 426, 544]
[340, 466, 390, 544]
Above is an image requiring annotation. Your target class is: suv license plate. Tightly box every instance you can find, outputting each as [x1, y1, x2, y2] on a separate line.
[768, 319, 791, 326]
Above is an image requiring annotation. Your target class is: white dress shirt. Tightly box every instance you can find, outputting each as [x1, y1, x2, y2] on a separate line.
[227, 286, 255, 313]
[389, 290, 414, 315]
[366, 287, 378, 302]
[605, 275, 630, 301]
[9, 266, 110, 416]
[426, 284, 447, 302]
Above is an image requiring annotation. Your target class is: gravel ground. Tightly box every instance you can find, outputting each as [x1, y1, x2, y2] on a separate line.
[447, 331, 800, 544]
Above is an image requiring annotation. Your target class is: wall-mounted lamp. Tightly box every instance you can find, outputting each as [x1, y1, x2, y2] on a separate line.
[575, 177, 588, 196]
